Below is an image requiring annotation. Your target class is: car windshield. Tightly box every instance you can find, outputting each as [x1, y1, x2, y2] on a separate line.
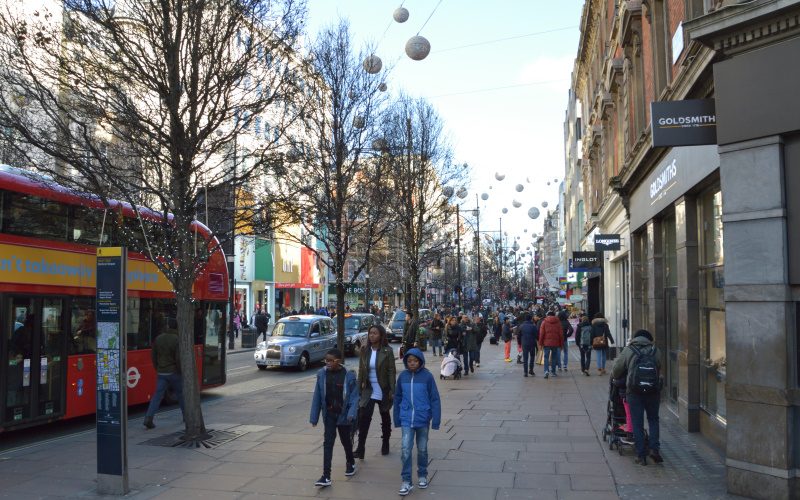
[392, 311, 406, 321]
[272, 321, 308, 337]
[344, 317, 361, 329]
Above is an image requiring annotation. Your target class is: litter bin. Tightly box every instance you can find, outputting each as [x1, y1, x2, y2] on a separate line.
[241, 327, 257, 349]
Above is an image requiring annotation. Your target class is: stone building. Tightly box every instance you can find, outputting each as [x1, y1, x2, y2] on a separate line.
[566, 0, 799, 498]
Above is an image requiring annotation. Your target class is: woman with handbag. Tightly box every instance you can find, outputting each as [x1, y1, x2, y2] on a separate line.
[590, 312, 615, 375]
[355, 324, 396, 458]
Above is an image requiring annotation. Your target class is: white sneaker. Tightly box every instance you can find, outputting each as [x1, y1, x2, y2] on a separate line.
[544, 372, 550, 379]
[418, 477, 428, 489]
[399, 481, 413, 496]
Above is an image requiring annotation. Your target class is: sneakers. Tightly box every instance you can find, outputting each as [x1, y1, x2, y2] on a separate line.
[544, 372, 550, 379]
[505, 358, 512, 362]
[524, 373, 528, 377]
[345, 462, 357, 476]
[399, 481, 414, 496]
[634, 456, 647, 466]
[551, 371, 558, 377]
[557, 366, 562, 372]
[418, 477, 428, 489]
[143, 416, 155, 429]
[649, 450, 664, 464]
[529, 371, 535, 376]
[315, 475, 332, 487]
[583, 370, 590, 376]
[564, 367, 568, 371]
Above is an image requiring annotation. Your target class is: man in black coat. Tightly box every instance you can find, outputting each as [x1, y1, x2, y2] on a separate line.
[254, 307, 270, 341]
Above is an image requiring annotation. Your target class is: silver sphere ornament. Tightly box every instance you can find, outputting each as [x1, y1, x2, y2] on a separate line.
[554, 178, 558, 182]
[494, 172, 505, 181]
[372, 138, 388, 150]
[456, 187, 468, 199]
[527, 207, 540, 219]
[481, 193, 489, 201]
[393, 7, 409, 23]
[353, 115, 365, 129]
[516, 184, 524, 192]
[502, 208, 508, 214]
[526, 177, 531, 183]
[442, 186, 454, 198]
[524, 228, 528, 233]
[405, 36, 431, 61]
[378, 82, 388, 92]
[363, 55, 383, 74]
[542, 201, 549, 208]
[512, 200, 522, 208]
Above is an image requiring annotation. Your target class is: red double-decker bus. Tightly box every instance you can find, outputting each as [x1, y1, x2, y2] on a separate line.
[0, 166, 228, 432]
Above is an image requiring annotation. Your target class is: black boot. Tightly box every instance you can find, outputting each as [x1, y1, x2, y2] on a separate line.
[143, 416, 155, 429]
[381, 417, 392, 455]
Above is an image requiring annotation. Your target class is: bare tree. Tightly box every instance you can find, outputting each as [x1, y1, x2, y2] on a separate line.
[382, 95, 467, 320]
[0, 0, 306, 441]
[265, 19, 394, 351]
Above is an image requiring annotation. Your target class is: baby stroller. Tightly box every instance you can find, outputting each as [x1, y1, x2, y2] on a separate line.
[602, 377, 646, 454]
[440, 350, 463, 380]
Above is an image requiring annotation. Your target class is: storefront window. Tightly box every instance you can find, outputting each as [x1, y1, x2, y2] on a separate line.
[699, 188, 725, 421]
[663, 214, 679, 404]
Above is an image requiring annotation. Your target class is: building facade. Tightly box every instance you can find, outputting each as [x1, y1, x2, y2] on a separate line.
[566, 0, 799, 498]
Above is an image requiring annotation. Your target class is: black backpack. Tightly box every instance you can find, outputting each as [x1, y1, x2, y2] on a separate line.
[628, 345, 660, 394]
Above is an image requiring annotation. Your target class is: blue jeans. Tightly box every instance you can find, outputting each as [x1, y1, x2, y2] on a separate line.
[430, 338, 442, 355]
[627, 392, 661, 458]
[596, 348, 607, 369]
[462, 351, 472, 373]
[323, 412, 354, 476]
[401, 426, 429, 482]
[543, 347, 558, 374]
[522, 345, 536, 374]
[562, 341, 569, 368]
[145, 372, 184, 418]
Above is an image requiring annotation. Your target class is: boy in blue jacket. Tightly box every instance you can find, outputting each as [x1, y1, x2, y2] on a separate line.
[393, 348, 441, 496]
[309, 348, 359, 488]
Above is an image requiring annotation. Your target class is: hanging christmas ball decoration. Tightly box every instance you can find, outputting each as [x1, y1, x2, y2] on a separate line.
[515, 184, 524, 192]
[442, 186, 454, 198]
[363, 54, 383, 74]
[542, 201, 549, 208]
[554, 178, 558, 182]
[527, 207, 540, 219]
[405, 36, 431, 61]
[547, 182, 550, 186]
[378, 82, 388, 92]
[524, 228, 528, 233]
[353, 115, 365, 128]
[393, 7, 409, 23]
[456, 187, 468, 199]
[502, 208, 508, 214]
[481, 193, 489, 201]
[526, 177, 531, 183]
[372, 138, 388, 150]
[494, 172, 505, 181]
[489, 185, 493, 189]
[512, 200, 522, 208]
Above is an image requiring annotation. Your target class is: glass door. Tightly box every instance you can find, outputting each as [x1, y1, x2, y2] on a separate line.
[3, 296, 66, 426]
[201, 302, 226, 386]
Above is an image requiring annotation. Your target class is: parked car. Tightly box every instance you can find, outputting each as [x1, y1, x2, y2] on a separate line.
[387, 308, 433, 342]
[335, 313, 376, 356]
[254, 315, 336, 371]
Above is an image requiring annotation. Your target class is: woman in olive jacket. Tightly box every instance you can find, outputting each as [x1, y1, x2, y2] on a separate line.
[355, 324, 396, 458]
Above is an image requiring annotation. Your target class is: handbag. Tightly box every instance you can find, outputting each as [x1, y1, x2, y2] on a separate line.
[592, 335, 608, 350]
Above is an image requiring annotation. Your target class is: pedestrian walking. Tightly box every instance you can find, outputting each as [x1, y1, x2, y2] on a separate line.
[519, 314, 538, 377]
[611, 329, 663, 466]
[444, 316, 462, 353]
[143, 328, 184, 429]
[355, 325, 396, 459]
[538, 311, 562, 379]
[310, 348, 359, 488]
[394, 348, 441, 496]
[475, 315, 488, 366]
[577, 315, 593, 375]
[401, 311, 419, 358]
[233, 310, 242, 339]
[254, 305, 270, 342]
[591, 312, 615, 375]
[429, 313, 445, 356]
[501, 318, 513, 362]
[461, 315, 477, 375]
[558, 310, 574, 371]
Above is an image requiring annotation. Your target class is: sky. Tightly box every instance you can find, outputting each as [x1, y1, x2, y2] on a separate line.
[303, 0, 584, 263]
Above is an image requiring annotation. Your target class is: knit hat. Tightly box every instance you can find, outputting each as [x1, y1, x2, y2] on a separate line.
[634, 329, 653, 341]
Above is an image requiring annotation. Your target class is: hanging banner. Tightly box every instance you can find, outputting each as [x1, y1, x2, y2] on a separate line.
[594, 234, 621, 251]
[570, 252, 603, 273]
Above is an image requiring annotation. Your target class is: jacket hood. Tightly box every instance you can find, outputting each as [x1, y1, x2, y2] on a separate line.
[592, 318, 608, 326]
[543, 316, 561, 325]
[630, 336, 653, 348]
[403, 347, 426, 369]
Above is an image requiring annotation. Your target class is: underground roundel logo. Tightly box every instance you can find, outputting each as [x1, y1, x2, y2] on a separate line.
[127, 366, 141, 388]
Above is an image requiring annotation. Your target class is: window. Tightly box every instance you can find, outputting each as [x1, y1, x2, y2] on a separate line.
[2, 192, 69, 241]
[71, 206, 112, 246]
[70, 297, 96, 355]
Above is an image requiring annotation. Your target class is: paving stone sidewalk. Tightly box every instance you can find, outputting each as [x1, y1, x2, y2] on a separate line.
[0, 344, 742, 499]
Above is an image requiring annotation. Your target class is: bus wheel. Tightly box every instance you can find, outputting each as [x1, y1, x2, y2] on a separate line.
[297, 353, 309, 372]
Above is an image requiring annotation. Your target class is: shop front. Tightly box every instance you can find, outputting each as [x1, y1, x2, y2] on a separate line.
[629, 144, 722, 444]
[274, 241, 301, 316]
[253, 238, 274, 321]
[234, 235, 254, 325]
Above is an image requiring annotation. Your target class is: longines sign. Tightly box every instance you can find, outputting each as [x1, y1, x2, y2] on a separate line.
[594, 234, 621, 251]
[651, 99, 717, 147]
[630, 145, 720, 230]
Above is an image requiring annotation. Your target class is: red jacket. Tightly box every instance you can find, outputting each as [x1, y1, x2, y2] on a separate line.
[538, 316, 563, 347]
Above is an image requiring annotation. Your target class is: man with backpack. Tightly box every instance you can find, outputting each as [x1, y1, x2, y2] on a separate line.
[611, 329, 663, 466]
[577, 315, 593, 376]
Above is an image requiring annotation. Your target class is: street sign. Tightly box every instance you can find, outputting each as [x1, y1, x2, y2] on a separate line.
[96, 247, 128, 495]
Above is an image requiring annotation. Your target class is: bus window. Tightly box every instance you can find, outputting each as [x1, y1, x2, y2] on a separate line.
[70, 298, 96, 355]
[3, 192, 69, 241]
[126, 296, 148, 350]
[71, 206, 113, 246]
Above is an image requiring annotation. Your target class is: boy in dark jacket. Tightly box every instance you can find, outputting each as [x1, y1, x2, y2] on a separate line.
[519, 314, 539, 377]
[310, 348, 360, 487]
[557, 310, 574, 371]
[393, 348, 441, 496]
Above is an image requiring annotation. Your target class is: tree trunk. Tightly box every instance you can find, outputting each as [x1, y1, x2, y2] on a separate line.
[176, 282, 208, 440]
[336, 278, 346, 353]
